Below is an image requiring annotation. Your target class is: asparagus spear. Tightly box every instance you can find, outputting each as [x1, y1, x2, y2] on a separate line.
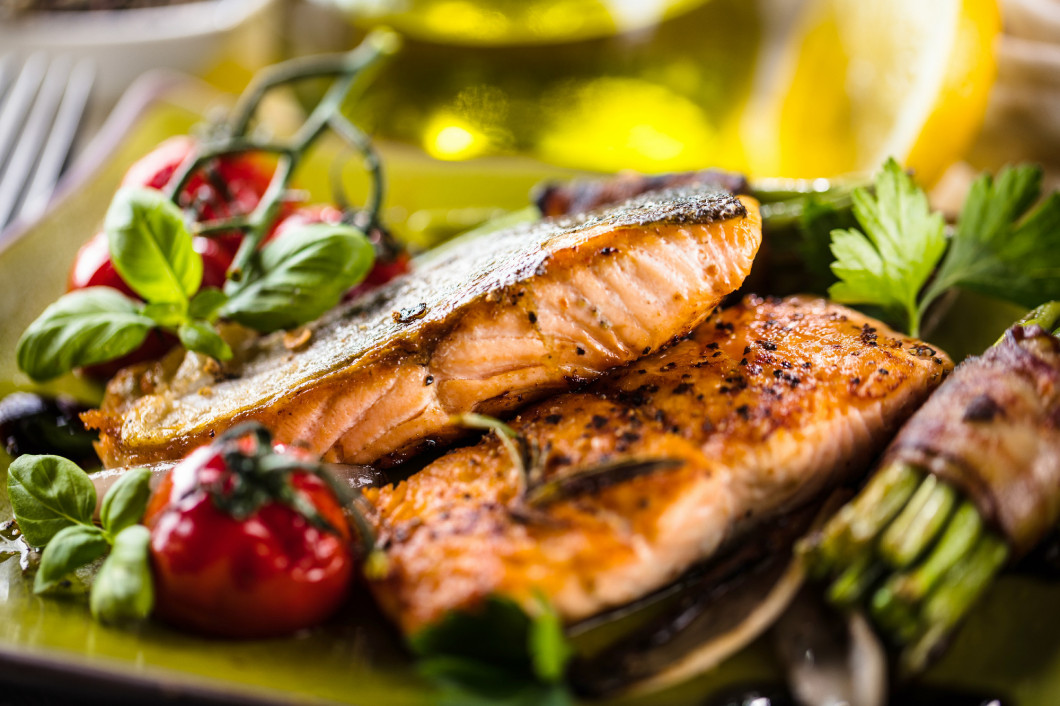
[800, 302, 1060, 672]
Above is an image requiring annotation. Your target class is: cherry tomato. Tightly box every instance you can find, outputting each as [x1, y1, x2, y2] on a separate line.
[346, 251, 410, 300]
[269, 205, 411, 299]
[143, 430, 354, 638]
[265, 203, 344, 244]
[122, 135, 276, 254]
[68, 137, 278, 378]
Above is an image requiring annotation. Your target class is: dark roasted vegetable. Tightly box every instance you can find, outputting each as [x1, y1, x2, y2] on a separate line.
[0, 392, 98, 466]
[801, 302, 1060, 673]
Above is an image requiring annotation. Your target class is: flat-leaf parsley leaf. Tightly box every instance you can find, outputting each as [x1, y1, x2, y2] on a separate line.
[828, 159, 1060, 336]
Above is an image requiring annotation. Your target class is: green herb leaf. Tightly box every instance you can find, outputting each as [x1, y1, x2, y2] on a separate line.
[105, 187, 203, 304]
[924, 164, 1060, 310]
[189, 287, 229, 322]
[99, 467, 153, 538]
[798, 194, 858, 290]
[420, 657, 573, 706]
[178, 320, 233, 361]
[411, 595, 574, 702]
[221, 223, 375, 332]
[528, 594, 573, 684]
[16, 287, 155, 381]
[33, 524, 109, 593]
[7, 454, 97, 547]
[141, 301, 186, 328]
[89, 525, 154, 624]
[827, 159, 946, 336]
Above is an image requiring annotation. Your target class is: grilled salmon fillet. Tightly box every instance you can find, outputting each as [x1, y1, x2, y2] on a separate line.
[365, 296, 952, 634]
[87, 189, 761, 468]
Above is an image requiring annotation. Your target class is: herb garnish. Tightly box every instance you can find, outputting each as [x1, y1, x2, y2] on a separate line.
[827, 158, 1060, 336]
[413, 594, 574, 706]
[16, 32, 399, 382]
[8, 455, 153, 621]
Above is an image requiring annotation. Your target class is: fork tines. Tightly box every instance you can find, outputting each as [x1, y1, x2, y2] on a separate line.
[0, 52, 95, 238]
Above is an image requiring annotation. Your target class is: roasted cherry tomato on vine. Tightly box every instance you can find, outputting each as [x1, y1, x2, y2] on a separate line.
[143, 426, 354, 638]
[122, 135, 278, 253]
[269, 204, 411, 299]
[67, 137, 278, 378]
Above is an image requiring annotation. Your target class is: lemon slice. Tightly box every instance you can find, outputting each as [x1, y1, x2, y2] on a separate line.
[744, 0, 1000, 183]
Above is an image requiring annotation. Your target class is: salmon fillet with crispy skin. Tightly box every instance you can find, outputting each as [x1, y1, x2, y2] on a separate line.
[365, 296, 953, 634]
[87, 189, 761, 469]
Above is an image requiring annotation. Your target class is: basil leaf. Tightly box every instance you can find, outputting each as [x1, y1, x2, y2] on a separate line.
[16, 288, 155, 381]
[189, 287, 229, 322]
[221, 224, 375, 332]
[99, 467, 153, 538]
[178, 321, 233, 361]
[90, 525, 154, 624]
[105, 187, 203, 304]
[33, 524, 109, 593]
[7, 454, 97, 547]
[528, 596, 572, 683]
[142, 301, 186, 328]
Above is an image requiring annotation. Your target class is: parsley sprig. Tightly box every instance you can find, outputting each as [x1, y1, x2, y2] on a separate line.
[828, 158, 1060, 337]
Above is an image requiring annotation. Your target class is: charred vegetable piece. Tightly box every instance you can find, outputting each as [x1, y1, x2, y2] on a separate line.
[0, 392, 98, 466]
[801, 302, 1060, 673]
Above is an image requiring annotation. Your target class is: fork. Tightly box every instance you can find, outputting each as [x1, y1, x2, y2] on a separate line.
[0, 52, 95, 239]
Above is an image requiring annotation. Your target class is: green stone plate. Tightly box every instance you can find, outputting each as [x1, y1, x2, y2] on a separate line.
[0, 75, 1057, 706]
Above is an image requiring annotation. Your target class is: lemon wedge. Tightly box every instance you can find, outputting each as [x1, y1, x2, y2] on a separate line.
[745, 0, 1000, 183]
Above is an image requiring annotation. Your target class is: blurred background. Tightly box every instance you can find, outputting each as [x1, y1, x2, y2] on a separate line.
[0, 0, 1057, 237]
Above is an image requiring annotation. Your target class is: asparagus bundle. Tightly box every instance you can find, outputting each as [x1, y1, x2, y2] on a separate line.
[801, 302, 1060, 672]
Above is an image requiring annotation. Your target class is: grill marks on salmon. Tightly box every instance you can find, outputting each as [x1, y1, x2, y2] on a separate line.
[365, 296, 953, 634]
[87, 189, 762, 469]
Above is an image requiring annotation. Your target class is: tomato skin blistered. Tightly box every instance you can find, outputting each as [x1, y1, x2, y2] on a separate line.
[143, 440, 354, 638]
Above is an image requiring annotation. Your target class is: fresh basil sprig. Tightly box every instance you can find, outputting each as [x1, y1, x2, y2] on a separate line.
[17, 188, 230, 381]
[16, 288, 157, 382]
[221, 223, 375, 331]
[8, 455, 154, 621]
[89, 525, 154, 624]
[17, 190, 376, 381]
[105, 187, 203, 304]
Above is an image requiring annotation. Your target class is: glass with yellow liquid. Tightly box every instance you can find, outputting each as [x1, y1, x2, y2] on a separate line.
[324, 0, 998, 183]
[335, 0, 764, 173]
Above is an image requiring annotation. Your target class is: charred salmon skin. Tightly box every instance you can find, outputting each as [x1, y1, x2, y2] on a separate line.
[87, 189, 762, 468]
[364, 296, 952, 634]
